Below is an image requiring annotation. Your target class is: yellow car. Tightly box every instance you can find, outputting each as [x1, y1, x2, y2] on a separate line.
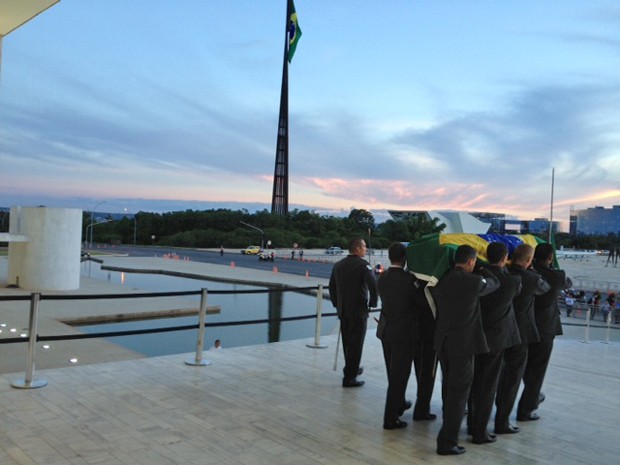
[240, 245, 261, 255]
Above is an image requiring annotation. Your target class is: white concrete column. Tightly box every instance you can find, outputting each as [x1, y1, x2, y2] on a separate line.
[8, 206, 82, 291]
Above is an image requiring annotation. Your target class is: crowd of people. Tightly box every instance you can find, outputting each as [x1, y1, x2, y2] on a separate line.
[563, 288, 619, 323]
[328, 237, 572, 456]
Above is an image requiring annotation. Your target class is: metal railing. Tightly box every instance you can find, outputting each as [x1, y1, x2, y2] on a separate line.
[0, 284, 335, 390]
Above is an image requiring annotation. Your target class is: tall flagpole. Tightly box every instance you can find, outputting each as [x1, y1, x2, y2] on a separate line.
[271, 1, 291, 216]
[549, 167, 555, 243]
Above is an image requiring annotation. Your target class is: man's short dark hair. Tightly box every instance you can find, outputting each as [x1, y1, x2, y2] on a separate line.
[512, 243, 533, 263]
[348, 237, 364, 253]
[388, 242, 407, 263]
[534, 243, 554, 262]
[487, 242, 508, 264]
[454, 244, 477, 264]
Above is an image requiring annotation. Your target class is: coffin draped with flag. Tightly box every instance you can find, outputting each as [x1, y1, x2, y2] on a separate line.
[406, 232, 548, 286]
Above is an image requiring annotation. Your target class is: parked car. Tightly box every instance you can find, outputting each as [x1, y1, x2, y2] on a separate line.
[325, 246, 344, 255]
[258, 251, 275, 261]
[241, 245, 261, 255]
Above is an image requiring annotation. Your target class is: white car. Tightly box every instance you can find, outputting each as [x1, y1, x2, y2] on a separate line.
[325, 247, 344, 255]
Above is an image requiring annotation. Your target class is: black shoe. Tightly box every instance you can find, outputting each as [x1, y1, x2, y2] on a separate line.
[437, 446, 466, 455]
[398, 400, 412, 416]
[413, 413, 437, 421]
[383, 419, 407, 430]
[472, 433, 497, 444]
[495, 424, 520, 434]
[342, 379, 365, 388]
[517, 412, 540, 421]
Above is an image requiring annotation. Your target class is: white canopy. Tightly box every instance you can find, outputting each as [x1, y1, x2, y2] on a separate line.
[0, 0, 60, 73]
[1, 0, 59, 36]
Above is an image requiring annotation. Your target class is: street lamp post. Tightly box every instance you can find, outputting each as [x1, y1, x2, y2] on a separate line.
[239, 221, 265, 249]
[124, 208, 138, 245]
[89, 200, 106, 249]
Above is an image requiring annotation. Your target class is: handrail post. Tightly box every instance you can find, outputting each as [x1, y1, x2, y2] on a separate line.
[12, 293, 48, 389]
[307, 284, 327, 349]
[602, 311, 612, 345]
[185, 288, 212, 366]
[580, 308, 591, 344]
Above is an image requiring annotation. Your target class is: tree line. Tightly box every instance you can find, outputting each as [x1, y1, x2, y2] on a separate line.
[1, 208, 616, 251]
[83, 208, 446, 250]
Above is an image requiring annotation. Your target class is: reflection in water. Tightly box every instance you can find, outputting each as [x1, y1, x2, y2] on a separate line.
[268, 290, 283, 343]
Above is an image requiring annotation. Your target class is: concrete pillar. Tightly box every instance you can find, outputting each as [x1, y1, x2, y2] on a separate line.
[8, 207, 82, 291]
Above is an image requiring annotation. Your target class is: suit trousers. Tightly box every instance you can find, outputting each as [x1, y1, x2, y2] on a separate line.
[437, 353, 474, 450]
[469, 349, 504, 440]
[518, 337, 554, 415]
[413, 338, 437, 417]
[495, 343, 528, 429]
[340, 316, 367, 382]
[382, 338, 414, 424]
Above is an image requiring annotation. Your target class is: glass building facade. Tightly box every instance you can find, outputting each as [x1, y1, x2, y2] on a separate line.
[569, 206, 620, 235]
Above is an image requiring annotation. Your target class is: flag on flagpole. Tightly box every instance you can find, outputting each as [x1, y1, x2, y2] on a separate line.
[288, 0, 302, 63]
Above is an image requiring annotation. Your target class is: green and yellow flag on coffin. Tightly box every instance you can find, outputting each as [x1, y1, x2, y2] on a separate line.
[406, 232, 551, 317]
[406, 232, 548, 287]
[288, 0, 302, 63]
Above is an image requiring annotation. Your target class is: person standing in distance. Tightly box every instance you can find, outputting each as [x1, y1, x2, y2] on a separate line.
[329, 238, 378, 388]
[432, 245, 499, 456]
[517, 243, 572, 421]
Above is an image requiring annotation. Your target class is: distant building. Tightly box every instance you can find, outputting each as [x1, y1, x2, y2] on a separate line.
[389, 210, 560, 235]
[569, 205, 620, 235]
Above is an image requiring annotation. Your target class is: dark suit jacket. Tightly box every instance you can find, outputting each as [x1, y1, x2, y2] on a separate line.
[532, 262, 572, 339]
[508, 264, 550, 344]
[432, 267, 499, 359]
[479, 266, 522, 352]
[378, 267, 424, 343]
[329, 254, 378, 319]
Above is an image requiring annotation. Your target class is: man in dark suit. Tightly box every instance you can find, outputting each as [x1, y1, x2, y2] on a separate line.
[469, 242, 522, 445]
[517, 243, 572, 421]
[494, 243, 550, 434]
[329, 237, 378, 388]
[432, 245, 499, 456]
[377, 242, 431, 429]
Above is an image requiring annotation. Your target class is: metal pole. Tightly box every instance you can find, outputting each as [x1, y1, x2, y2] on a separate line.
[580, 308, 591, 344]
[12, 293, 47, 389]
[186, 288, 212, 366]
[89, 200, 106, 248]
[133, 217, 137, 245]
[602, 311, 612, 344]
[307, 284, 327, 349]
[333, 321, 341, 371]
[549, 167, 555, 243]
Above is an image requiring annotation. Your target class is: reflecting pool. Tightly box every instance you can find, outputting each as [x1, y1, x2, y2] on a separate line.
[79, 261, 337, 356]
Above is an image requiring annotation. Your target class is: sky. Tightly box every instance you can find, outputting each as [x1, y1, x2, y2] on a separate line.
[1, 0, 619, 228]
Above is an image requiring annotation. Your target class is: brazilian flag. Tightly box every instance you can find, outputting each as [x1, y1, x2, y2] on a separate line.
[288, 0, 302, 63]
[406, 232, 548, 286]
